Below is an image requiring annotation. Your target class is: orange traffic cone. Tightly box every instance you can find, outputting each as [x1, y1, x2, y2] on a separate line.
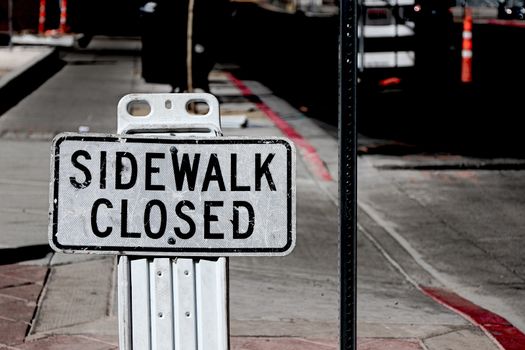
[461, 7, 473, 83]
[38, 0, 46, 34]
[58, 0, 68, 33]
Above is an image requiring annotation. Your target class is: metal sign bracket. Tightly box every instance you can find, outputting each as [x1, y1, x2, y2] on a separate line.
[116, 93, 229, 350]
[117, 93, 222, 137]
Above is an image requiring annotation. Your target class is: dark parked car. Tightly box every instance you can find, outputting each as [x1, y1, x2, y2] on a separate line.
[498, 0, 525, 19]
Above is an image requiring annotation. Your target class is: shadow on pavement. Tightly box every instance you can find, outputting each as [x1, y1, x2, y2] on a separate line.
[0, 53, 65, 117]
[0, 244, 52, 265]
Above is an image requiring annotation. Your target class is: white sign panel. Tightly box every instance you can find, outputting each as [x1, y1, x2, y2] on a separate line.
[49, 133, 296, 256]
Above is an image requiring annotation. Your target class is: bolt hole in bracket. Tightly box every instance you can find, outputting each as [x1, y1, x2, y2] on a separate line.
[117, 93, 222, 137]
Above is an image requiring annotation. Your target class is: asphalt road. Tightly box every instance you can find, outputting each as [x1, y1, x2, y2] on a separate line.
[317, 30, 525, 336]
[358, 152, 525, 330]
[307, 96, 525, 334]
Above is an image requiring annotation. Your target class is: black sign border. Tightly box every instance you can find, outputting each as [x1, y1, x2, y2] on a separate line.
[51, 134, 294, 255]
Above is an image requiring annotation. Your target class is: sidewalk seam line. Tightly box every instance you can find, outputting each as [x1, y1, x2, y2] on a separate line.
[358, 200, 449, 286]
[76, 334, 119, 347]
[0, 293, 29, 302]
[357, 221, 420, 289]
[418, 338, 431, 350]
[0, 342, 21, 350]
[26, 316, 116, 339]
[0, 280, 33, 289]
[292, 337, 337, 347]
[0, 314, 32, 325]
[26, 266, 52, 337]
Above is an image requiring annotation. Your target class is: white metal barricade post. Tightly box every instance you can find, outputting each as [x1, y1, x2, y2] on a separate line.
[116, 93, 228, 350]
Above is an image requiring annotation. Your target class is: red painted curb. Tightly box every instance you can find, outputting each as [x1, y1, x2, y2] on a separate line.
[421, 286, 525, 350]
[225, 72, 333, 182]
[486, 19, 525, 28]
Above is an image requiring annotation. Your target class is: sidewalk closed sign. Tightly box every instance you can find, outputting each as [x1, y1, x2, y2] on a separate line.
[49, 133, 296, 256]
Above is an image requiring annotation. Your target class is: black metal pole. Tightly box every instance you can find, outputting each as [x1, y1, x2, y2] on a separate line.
[339, 0, 357, 347]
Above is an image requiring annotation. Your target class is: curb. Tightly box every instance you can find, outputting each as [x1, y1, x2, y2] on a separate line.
[422, 287, 525, 350]
[225, 72, 334, 182]
[0, 47, 63, 116]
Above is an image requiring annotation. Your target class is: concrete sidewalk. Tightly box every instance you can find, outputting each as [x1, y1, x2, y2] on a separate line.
[0, 47, 55, 83]
[0, 38, 504, 349]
